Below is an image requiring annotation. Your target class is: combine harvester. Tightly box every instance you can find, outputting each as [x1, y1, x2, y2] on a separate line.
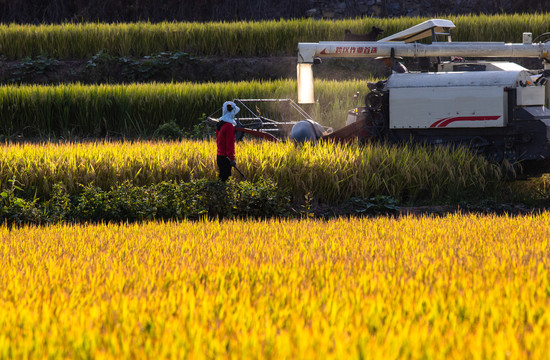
[296, 19, 550, 172]
[213, 19, 550, 172]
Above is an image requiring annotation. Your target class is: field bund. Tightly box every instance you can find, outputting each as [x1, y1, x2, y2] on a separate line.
[1, 215, 549, 359]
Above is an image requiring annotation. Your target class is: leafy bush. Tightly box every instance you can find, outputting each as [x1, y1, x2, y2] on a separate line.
[8, 55, 59, 83]
[183, 115, 215, 140]
[121, 51, 196, 81]
[233, 179, 291, 218]
[43, 183, 72, 222]
[347, 195, 400, 216]
[0, 178, 291, 225]
[152, 121, 185, 140]
[74, 182, 158, 222]
[0, 180, 42, 224]
[80, 50, 198, 83]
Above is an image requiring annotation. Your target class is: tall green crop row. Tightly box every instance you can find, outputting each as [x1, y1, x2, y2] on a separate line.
[0, 80, 369, 138]
[0, 14, 548, 59]
[0, 140, 502, 203]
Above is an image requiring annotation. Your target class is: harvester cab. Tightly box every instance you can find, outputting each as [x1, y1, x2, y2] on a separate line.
[296, 19, 550, 169]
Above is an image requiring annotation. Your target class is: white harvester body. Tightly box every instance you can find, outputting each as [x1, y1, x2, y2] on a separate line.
[386, 70, 545, 129]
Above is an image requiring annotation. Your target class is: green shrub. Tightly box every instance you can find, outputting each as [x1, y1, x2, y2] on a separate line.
[153, 121, 185, 140]
[0, 178, 292, 225]
[8, 55, 59, 83]
[233, 179, 291, 218]
[0, 180, 41, 224]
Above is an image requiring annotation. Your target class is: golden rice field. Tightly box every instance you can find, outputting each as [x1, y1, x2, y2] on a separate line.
[0, 139, 501, 203]
[1, 214, 549, 359]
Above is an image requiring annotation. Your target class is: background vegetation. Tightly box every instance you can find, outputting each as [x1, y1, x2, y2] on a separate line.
[0, 0, 544, 23]
[0, 0, 310, 23]
[1, 14, 549, 59]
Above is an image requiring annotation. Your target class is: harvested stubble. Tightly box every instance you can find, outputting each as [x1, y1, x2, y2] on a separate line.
[0, 139, 501, 203]
[0, 214, 549, 358]
[0, 14, 548, 59]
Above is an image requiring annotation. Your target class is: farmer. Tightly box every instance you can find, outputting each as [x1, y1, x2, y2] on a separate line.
[216, 101, 240, 181]
[368, 56, 408, 91]
[377, 56, 408, 74]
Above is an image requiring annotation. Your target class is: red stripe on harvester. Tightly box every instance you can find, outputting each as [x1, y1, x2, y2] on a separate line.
[430, 116, 501, 128]
[428, 117, 450, 128]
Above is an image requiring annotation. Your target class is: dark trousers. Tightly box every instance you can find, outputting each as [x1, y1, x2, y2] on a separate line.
[217, 155, 232, 182]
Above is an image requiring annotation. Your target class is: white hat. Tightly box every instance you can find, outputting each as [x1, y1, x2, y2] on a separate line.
[219, 101, 240, 126]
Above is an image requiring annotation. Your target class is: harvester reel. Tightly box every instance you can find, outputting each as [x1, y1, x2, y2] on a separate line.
[533, 32, 550, 43]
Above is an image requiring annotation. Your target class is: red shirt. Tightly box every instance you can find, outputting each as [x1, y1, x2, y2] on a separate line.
[216, 122, 235, 160]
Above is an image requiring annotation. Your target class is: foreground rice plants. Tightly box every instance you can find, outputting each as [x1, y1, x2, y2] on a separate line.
[0, 13, 548, 59]
[1, 214, 549, 358]
[0, 80, 370, 137]
[0, 139, 502, 203]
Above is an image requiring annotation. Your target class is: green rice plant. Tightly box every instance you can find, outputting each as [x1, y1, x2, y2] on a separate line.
[0, 140, 502, 204]
[0, 14, 548, 59]
[0, 80, 371, 138]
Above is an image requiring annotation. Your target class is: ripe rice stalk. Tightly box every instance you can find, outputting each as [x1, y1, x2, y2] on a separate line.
[0, 140, 502, 203]
[1, 215, 550, 358]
